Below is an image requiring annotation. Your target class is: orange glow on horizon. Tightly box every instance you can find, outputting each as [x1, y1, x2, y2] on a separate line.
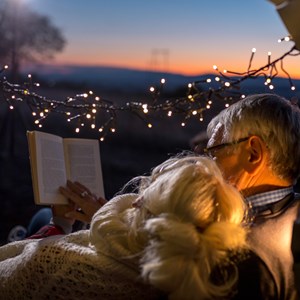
[34, 42, 300, 79]
[49, 55, 300, 79]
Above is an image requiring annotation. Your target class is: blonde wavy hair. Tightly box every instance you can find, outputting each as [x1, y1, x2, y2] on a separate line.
[90, 155, 248, 299]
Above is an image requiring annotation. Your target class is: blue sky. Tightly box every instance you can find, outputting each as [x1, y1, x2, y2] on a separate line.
[26, 0, 297, 76]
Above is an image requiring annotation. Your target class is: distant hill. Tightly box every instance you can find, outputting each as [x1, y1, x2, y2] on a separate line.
[23, 64, 198, 93]
[23, 64, 300, 99]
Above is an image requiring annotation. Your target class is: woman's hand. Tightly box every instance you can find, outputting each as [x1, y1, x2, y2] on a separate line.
[59, 180, 107, 223]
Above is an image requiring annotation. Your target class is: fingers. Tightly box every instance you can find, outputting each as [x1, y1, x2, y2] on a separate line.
[97, 196, 107, 206]
[51, 203, 76, 227]
[67, 180, 92, 196]
[52, 202, 75, 216]
[59, 186, 86, 207]
[59, 180, 108, 224]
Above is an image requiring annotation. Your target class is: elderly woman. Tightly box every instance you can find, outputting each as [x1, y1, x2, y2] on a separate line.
[0, 155, 267, 299]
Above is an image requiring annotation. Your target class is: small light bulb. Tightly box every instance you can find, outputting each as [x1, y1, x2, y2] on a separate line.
[252, 48, 256, 53]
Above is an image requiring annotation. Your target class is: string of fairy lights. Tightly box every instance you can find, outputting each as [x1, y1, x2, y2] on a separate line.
[0, 38, 299, 141]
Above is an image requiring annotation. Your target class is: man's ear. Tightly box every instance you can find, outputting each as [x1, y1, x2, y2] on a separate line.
[244, 136, 266, 174]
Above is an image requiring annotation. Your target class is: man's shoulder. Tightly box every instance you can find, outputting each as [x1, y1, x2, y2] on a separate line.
[248, 192, 298, 255]
[247, 193, 300, 300]
[252, 192, 298, 223]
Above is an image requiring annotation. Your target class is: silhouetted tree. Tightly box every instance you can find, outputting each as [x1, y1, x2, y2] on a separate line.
[0, 0, 66, 81]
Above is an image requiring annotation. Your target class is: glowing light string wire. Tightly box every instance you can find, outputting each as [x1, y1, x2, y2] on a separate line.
[0, 43, 299, 141]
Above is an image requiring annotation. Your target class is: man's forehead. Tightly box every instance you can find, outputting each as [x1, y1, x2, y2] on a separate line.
[207, 122, 224, 147]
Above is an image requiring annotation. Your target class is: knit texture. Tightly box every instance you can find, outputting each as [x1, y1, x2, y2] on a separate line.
[0, 194, 162, 300]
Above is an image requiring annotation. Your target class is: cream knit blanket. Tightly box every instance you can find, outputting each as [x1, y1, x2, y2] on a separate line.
[0, 194, 161, 300]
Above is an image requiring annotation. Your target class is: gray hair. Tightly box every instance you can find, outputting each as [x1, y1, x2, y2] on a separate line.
[207, 93, 300, 182]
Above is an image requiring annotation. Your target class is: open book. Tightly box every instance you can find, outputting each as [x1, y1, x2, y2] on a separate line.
[27, 131, 105, 205]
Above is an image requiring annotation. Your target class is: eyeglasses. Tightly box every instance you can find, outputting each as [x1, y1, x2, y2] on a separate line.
[203, 137, 250, 158]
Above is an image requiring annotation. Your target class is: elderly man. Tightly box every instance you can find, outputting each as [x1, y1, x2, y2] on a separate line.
[205, 93, 300, 299]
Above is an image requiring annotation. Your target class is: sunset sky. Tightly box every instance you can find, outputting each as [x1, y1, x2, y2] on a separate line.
[27, 0, 299, 77]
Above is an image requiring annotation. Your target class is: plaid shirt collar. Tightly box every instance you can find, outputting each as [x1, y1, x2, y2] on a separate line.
[246, 186, 294, 208]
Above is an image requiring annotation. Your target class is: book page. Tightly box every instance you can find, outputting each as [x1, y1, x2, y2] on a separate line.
[29, 131, 68, 205]
[64, 139, 105, 198]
